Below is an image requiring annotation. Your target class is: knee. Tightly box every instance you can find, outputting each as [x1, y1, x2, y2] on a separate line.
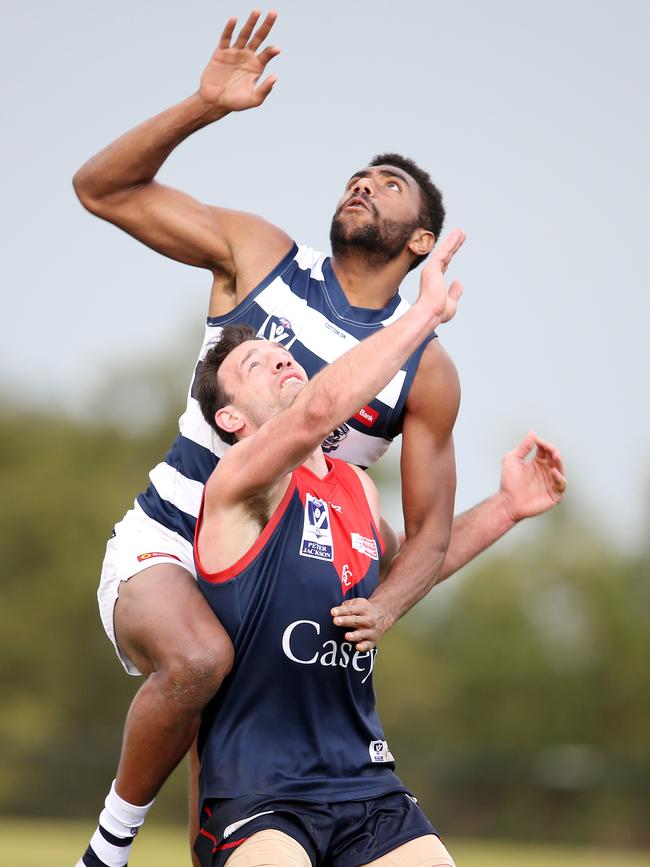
[155, 638, 234, 710]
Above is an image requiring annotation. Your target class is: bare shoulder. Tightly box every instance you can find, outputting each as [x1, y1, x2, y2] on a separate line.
[207, 208, 294, 315]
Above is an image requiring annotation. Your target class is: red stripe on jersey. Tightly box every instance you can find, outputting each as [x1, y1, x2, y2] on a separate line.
[196, 476, 297, 583]
[199, 827, 217, 846]
[216, 836, 249, 851]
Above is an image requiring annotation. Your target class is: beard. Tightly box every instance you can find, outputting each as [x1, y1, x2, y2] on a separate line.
[330, 204, 418, 266]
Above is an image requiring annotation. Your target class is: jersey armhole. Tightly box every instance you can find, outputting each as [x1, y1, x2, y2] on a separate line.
[194, 476, 297, 583]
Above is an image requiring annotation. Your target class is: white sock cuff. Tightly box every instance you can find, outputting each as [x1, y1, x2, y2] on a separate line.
[104, 779, 155, 831]
[89, 827, 133, 867]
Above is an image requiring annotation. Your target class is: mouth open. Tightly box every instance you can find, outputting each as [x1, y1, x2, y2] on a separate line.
[280, 374, 304, 389]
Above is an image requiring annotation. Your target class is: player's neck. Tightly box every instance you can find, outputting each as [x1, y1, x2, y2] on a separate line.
[302, 449, 329, 479]
[330, 251, 408, 309]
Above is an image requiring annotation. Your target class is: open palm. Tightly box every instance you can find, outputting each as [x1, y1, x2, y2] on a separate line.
[200, 11, 280, 112]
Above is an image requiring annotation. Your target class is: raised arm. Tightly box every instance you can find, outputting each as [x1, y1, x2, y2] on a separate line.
[343, 338, 459, 648]
[72, 11, 291, 284]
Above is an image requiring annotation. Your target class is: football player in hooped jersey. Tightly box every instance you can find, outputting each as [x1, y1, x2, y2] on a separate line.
[191, 231, 465, 866]
[73, 10, 566, 867]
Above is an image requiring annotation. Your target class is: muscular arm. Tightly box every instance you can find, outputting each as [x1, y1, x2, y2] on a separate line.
[72, 12, 291, 295]
[335, 432, 567, 649]
[360, 340, 460, 640]
[438, 431, 567, 580]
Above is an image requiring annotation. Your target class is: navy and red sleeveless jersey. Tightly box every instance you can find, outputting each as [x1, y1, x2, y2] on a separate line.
[194, 458, 405, 806]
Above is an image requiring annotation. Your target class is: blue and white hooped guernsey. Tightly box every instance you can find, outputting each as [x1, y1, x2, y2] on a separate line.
[136, 243, 435, 543]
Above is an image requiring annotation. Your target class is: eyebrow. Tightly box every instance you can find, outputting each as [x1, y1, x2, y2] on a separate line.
[347, 168, 411, 185]
[239, 347, 261, 370]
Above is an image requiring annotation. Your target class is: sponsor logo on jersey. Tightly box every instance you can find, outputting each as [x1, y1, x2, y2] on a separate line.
[257, 312, 298, 349]
[300, 494, 334, 561]
[368, 739, 395, 763]
[354, 405, 379, 428]
[351, 533, 379, 560]
[136, 551, 182, 563]
[322, 422, 349, 453]
[281, 619, 377, 683]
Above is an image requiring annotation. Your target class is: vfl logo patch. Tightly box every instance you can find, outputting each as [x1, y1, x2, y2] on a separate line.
[368, 739, 395, 764]
[351, 533, 379, 560]
[257, 312, 298, 349]
[300, 494, 334, 561]
[354, 405, 379, 428]
[136, 552, 181, 563]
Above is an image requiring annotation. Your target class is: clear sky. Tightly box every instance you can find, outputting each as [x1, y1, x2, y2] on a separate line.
[2, 0, 648, 547]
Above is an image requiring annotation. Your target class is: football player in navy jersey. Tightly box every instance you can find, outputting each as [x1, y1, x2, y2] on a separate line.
[191, 228, 466, 866]
[73, 11, 566, 867]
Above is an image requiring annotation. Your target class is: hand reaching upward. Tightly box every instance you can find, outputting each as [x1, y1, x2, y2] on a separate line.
[417, 228, 466, 325]
[199, 10, 281, 113]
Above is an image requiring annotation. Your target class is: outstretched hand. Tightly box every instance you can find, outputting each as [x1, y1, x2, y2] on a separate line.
[417, 228, 466, 324]
[500, 431, 567, 522]
[200, 10, 280, 113]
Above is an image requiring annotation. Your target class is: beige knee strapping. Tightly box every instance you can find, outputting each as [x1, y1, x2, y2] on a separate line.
[361, 833, 457, 867]
[224, 828, 311, 867]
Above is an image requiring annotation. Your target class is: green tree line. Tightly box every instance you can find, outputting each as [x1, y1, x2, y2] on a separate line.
[1, 403, 648, 846]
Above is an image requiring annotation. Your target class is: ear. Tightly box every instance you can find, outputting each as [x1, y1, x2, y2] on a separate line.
[215, 405, 245, 439]
[407, 228, 436, 258]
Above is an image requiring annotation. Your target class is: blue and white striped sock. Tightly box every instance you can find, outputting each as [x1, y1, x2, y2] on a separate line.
[76, 780, 154, 867]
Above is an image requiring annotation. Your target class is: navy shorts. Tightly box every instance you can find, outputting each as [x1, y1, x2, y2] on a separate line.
[194, 789, 439, 867]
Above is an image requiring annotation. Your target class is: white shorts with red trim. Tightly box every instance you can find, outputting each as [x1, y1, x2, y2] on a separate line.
[97, 501, 196, 675]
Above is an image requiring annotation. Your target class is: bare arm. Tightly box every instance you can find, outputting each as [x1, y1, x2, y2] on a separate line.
[334, 432, 567, 649]
[72, 11, 291, 285]
[344, 341, 459, 649]
[437, 431, 567, 580]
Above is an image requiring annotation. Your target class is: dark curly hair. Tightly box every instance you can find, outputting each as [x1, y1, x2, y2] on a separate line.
[370, 153, 445, 271]
[193, 324, 258, 445]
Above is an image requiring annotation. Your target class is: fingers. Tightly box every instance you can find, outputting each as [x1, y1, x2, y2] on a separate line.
[233, 10, 262, 48]
[512, 430, 539, 460]
[218, 16, 238, 49]
[331, 604, 373, 629]
[440, 280, 464, 323]
[225, 10, 277, 52]
[255, 73, 278, 101]
[448, 280, 463, 303]
[258, 44, 282, 67]
[249, 11, 278, 50]
[551, 467, 568, 494]
[430, 227, 466, 271]
[355, 640, 375, 653]
[534, 435, 565, 475]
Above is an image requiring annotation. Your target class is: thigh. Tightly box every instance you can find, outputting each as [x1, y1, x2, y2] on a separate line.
[361, 834, 456, 867]
[223, 830, 311, 867]
[115, 561, 233, 677]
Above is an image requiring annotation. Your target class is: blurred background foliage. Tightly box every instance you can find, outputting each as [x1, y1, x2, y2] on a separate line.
[1, 360, 649, 850]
